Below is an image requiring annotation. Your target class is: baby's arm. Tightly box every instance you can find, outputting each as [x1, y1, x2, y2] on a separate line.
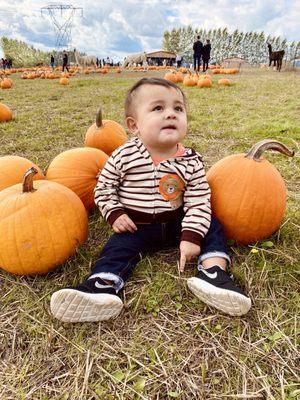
[181, 155, 211, 243]
[94, 154, 136, 232]
[179, 155, 211, 271]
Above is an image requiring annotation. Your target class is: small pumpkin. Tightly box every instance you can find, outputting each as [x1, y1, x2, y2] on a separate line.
[0, 102, 13, 122]
[46, 147, 109, 211]
[197, 76, 212, 88]
[183, 72, 196, 87]
[206, 140, 295, 244]
[218, 78, 231, 86]
[175, 71, 184, 83]
[163, 70, 178, 83]
[84, 108, 127, 155]
[59, 77, 69, 85]
[0, 167, 88, 275]
[0, 155, 44, 191]
[0, 77, 13, 89]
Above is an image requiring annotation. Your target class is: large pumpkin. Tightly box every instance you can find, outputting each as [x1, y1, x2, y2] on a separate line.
[0, 168, 88, 275]
[0, 102, 13, 122]
[0, 155, 44, 191]
[46, 147, 108, 211]
[84, 108, 127, 155]
[206, 140, 294, 244]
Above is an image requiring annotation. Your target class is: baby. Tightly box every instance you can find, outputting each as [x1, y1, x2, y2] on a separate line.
[50, 77, 251, 322]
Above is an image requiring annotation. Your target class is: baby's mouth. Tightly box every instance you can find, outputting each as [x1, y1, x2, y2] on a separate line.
[162, 125, 176, 130]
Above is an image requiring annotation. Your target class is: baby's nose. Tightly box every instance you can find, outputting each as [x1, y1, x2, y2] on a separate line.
[166, 109, 176, 119]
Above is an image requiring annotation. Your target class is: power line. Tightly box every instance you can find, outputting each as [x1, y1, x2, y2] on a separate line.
[41, 4, 83, 49]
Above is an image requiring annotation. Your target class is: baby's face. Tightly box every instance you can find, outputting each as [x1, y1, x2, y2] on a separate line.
[127, 84, 187, 150]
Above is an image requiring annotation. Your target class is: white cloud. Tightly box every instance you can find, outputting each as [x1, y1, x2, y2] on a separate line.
[0, 0, 299, 61]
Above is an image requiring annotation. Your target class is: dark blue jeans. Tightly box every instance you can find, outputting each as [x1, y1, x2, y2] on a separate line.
[194, 54, 201, 71]
[89, 217, 230, 291]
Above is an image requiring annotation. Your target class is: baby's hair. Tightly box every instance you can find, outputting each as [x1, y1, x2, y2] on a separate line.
[125, 77, 186, 118]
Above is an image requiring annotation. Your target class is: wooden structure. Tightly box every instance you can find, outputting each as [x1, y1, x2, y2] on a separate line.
[221, 57, 250, 69]
[146, 50, 176, 66]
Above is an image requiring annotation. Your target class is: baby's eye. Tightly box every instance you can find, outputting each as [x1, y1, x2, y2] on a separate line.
[153, 105, 163, 111]
[175, 106, 184, 112]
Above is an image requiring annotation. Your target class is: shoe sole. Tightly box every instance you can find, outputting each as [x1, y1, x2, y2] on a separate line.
[187, 277, 251, 316]
[50, 289, 123, 322]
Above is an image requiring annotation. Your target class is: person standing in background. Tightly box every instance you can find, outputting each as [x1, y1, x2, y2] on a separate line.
[202, 40, 211, 72]
[50, 54, 55, 69]
[193, 36, 203, 72]
[176, 54, 182, 68]
[62, 51, 69, 72]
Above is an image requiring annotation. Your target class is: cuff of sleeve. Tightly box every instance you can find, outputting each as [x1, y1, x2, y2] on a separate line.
[181, 230, 203, 246]
[107, 209, 126, 226]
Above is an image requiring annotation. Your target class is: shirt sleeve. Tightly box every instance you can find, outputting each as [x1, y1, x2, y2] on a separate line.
[181, 156, 211, 245]
[94, 155, 126, 225]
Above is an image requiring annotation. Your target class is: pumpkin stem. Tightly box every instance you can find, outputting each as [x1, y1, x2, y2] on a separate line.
[23, 167, 38, 193]
[245, 139, 295, 161]
[95, 108, 103, 128]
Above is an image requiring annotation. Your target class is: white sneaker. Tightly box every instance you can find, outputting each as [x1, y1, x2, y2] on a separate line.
[50, 278, 123, 323]
[187, 266, 251, 316]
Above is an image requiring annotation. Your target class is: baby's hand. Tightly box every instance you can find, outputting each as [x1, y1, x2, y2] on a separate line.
[112, 214, 137, 233]
[179, 241, 201, 273]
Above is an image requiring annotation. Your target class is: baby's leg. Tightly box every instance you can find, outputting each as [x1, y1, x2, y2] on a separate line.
[50, 224, 161, 323]
[187, 218, 251, 316]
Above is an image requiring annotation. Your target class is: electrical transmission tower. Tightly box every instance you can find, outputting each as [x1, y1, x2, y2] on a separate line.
[41, 4, 83, 49]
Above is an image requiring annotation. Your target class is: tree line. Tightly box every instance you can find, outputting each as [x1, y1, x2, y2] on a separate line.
[162, 27, 300, 65]
[0, 37, 78, 67]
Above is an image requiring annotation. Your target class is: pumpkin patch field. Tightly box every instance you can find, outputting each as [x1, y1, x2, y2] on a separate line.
[0, 68, 299, 399]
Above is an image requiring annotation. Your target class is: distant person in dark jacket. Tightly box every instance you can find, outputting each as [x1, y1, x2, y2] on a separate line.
[62, 51, 69, 72]
[202, 40, 211, 72]
[193, 36, 203, 72]
[50, 54, 55, 69]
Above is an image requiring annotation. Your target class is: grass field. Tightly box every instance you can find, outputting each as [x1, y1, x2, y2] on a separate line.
[0, 68, 299, 400]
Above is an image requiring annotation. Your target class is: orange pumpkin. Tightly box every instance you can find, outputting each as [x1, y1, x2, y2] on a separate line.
[1, 77, 12, 89]
[46, 147, 108, 211]
[0, 155, 44, 191]
[183, 72, 196, 87]
[218, 78, 231, 86]
[0, 167, 88, 275]
[84, 108, 127, 155]
[175, 71, 184, 83]
[59, 77, 69, 85]
[197, 77, 212, 88]
[0, 102, 13, 122]
[206, 140, 295, 244]
[164, 70, 178, 83]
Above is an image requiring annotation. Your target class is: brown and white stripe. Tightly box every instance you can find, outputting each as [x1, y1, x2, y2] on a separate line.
[94, 138, 211, 245]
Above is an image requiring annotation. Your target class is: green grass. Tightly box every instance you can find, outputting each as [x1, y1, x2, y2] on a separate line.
[0, 68, 299, 399]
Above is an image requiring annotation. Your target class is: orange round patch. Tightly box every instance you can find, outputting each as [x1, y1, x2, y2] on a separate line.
[159, 174, 185, 201]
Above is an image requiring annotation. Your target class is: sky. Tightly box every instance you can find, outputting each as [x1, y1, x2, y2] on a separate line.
[0, 0, 299, 61]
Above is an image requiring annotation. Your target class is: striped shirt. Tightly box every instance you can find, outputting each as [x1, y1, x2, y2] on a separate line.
[94, 137, 211, 245]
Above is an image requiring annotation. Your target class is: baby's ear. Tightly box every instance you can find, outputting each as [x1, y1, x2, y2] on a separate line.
[126, 117, 138, 135]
